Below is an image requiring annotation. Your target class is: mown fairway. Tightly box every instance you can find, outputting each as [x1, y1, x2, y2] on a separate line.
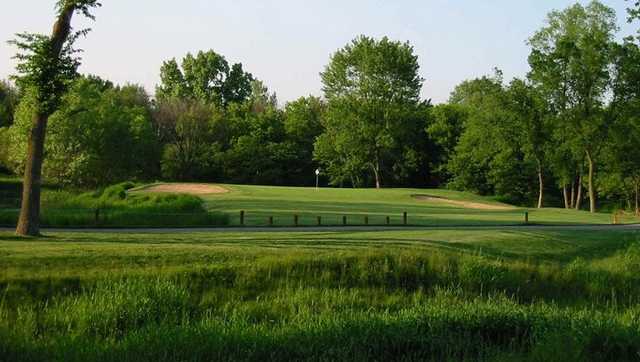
[1, 228, 639, 361]
[161, 184, 638, 226]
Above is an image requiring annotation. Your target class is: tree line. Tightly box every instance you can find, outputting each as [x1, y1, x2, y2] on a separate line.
[1, 1, 639, 230]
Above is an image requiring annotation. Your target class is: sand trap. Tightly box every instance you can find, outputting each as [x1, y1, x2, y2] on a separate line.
[141, 183, 229, 195]
[412, 194, 515, 211]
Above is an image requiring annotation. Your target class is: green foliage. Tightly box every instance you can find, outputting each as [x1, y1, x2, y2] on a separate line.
[426, 103, 468, 180]
[9, 31, 81, 115]
[154, 91, 317, 186]
[599, 40, 640, 209]
[0, 81, 18, 128]
[316, 36, 429, 188]
[6, 76, 160, 186]
[0, 128, 11, 174]
[156, 50, 254, 107]
[3, 91, 37, 174]
[447, 71, 537, 203]
[281, 97, 325, 184]
[220, 105, 294, 185]
[527, 1, 618, 211]
[9, 0, 100, 116]
[155, 98, 221, 181]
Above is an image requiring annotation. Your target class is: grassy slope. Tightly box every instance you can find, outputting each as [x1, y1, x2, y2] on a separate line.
[0, 180, 229, 227]
[194, 184, 638, 226]
[1, 228, 638, 279]
[1, 229, 640, 361]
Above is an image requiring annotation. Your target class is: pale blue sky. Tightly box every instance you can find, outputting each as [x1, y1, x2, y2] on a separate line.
[0, 1, 636, 104]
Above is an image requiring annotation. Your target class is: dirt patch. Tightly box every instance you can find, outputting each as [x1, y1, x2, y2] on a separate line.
[412, 194, 515, 211]
[141, 183, 229, 195]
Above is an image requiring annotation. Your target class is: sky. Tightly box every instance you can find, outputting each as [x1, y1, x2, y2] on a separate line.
[0, 1, 637, 105]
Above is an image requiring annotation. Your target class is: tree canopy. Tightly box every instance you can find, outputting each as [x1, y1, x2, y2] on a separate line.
[316, 36, 428, 188]
[528, 1, 618, 212]
[156, 50, 254, 107]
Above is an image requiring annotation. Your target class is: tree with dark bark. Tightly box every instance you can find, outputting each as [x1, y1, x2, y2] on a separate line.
[10, 0, 100, 236]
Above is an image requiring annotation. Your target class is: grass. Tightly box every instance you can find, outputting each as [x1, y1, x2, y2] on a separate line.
[3, 177, 638, 228]
[0, 181, 229, 228]
[1, 178, 639, 359]
[1, 228, 639, 361]
[179, 184, 639, 227]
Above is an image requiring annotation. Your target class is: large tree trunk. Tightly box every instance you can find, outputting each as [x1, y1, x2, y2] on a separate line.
[563, 185, 570, 209]
[536, 162, 544, 209]
[586, 151, 596, 213]
[16, 114, 48, 235]
[16, 5, 75, 236]
[575, 175, 583, 211]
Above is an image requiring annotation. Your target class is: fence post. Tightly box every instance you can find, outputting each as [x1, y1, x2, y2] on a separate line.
[386, 216, 390, 225]
[240, 210, 245, 226]
[343, 215, 347, 226]
[94, 208, 100, 226]
[294, 214, 299, 227]
[524, 211, 529, 224]
[403, 212, 408, 226]
[364, 215, 369, 225]
[317, 216, 322, 226]
[268, 216, 273, 226]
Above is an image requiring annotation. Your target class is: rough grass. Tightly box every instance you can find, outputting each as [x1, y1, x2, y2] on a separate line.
[0, 182, 229, 227]
[0, 229, 639, 361]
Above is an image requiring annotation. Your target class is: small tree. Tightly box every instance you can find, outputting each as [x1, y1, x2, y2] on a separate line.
[10, 0, 100, 236]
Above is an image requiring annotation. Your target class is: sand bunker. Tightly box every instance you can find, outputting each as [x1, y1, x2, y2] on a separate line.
[142, 183, 229, 195]
[412, 194, 515, 211]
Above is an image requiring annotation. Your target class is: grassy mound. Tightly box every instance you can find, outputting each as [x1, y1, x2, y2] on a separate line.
[0, 182, 229, 228]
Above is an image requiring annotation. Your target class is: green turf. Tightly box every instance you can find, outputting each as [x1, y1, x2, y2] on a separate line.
[140, 183, 639, 227]
[1, 228, 638, 280]
[1, 229, 640, 361]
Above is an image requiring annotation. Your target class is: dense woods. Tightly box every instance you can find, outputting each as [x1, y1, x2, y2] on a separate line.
[1, 0, 639, 213]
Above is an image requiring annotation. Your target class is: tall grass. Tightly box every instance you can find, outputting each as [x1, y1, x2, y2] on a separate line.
[0, 182, 229, 227]
[2, 241, 640, 361]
